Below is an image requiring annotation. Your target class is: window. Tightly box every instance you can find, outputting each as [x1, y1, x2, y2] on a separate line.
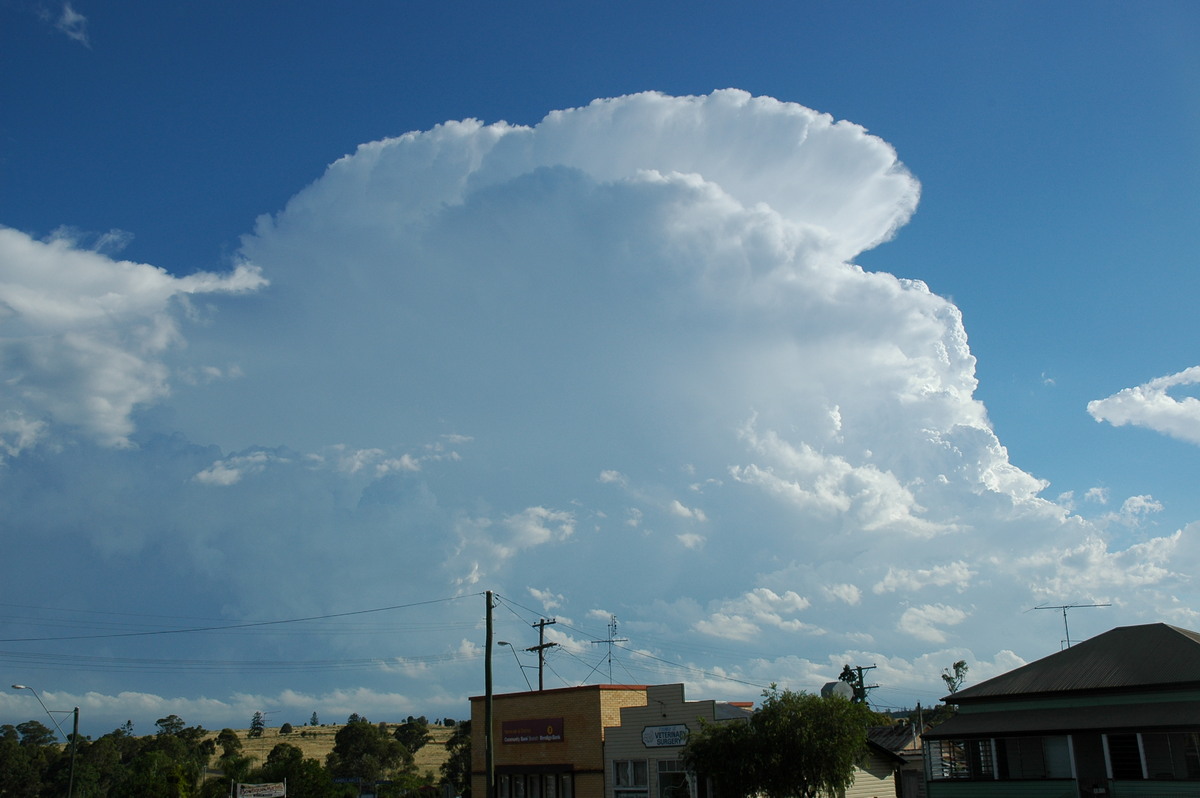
[658, 760, 690, 798]
[1141, 732, 1200, 780]
[926, 738, 995, 780]
[614, 760, 648, 798]
[1108, 734, 1143, 780]
[994, 735, 1072, 779]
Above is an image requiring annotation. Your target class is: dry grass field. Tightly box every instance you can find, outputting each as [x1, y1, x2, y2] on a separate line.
[204, 722, 454, 777]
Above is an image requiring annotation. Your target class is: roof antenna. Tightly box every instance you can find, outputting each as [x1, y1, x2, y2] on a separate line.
[1033, 602, 1111, 649]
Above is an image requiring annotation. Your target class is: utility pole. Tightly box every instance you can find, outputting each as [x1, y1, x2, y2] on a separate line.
[838, 663, 879, 703]
[590, 615, 628, 683]
[526, 618, 558, 691]
[485, 591, 495, 798]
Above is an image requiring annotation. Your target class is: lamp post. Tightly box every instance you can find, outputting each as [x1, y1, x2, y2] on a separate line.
[12, 684, 77, 798]
[497, 641, 534, 691]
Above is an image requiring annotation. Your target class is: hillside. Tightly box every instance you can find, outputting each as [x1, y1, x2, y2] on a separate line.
[204, 722, 455, 777]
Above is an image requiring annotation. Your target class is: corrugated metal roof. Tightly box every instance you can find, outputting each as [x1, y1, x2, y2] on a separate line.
[923, 700, 1200, 739]
[948, 623, 1200, 703]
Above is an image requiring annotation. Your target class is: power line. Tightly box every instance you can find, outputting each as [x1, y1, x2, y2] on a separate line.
[0, 595, 479, 643]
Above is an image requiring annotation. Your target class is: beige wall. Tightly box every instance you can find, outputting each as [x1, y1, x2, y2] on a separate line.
[843, 749, 898, 798]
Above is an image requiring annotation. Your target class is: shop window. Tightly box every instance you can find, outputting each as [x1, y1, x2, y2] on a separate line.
[614, 760, 648, 798]
[658, 760, 690, 798]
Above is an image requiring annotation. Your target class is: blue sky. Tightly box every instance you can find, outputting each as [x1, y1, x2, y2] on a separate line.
[2, 0, 1199, 736]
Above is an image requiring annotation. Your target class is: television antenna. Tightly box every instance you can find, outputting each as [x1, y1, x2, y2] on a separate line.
[590, 615, 628, 683]
[1033, 602, 1110, 649]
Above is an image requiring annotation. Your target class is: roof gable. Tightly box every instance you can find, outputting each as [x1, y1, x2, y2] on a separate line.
[950, 623, 1200, 701]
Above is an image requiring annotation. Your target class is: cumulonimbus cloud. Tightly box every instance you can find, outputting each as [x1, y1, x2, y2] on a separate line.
[2, 91, 1195, 731]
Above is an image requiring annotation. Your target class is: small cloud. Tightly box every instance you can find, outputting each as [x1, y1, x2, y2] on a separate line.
[1085, 487, 1109, 505]
[669, 499, 707, 522]
[873, 562, 975, 594]
[1088, 366, 1200, 445]
[598, 470, 628, 486]
[528, 587, 564, 611]
[821, 583, 862, 605]
[676, 532, 705, 550]
[897, 603, 969, 643]
[55, 3, 90, 46]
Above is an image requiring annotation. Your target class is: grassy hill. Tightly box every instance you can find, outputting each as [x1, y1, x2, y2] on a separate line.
[205, 722, 454, 777]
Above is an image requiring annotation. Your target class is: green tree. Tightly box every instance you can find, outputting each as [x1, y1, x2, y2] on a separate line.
[16, 720, 57, 748]
[942, 659, 969, 694]
[217, 728, 243, 758]
[440, 719, 471, 798]
[310, 712, 320, 727]
[394, 716, 432, 754]
[683, 688, 874, 798]
[280, 722, 294, 735]
[262, 742, 334, 798]
[249, 711, 266, 738]
[155, 714, 186, 737]
[326, 718, 413, 786]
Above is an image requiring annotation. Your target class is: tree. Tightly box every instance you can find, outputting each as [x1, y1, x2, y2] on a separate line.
[310, 712, 320, 727]
[262, 742, 334, 798]
[942, 660, 969, 694]
[394, 716, 432, 754]
[326, 718, 413, 786]
[440, 719, 471, 798]
[280, 722, 294, 735]
[16, 720, 56, 748]
[683, 688, 874, 798]
[217, 728, 243, 758]
[155, 714, 186, 737]
[249, 711, 266, 738]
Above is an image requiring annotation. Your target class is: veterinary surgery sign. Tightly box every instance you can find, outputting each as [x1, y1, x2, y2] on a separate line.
[502, 717, 565, 743]
[642, 724, 689, 748]
[237, 784, 286, 797]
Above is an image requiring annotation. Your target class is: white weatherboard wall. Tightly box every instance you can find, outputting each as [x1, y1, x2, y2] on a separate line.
[603, 684, 749, 798]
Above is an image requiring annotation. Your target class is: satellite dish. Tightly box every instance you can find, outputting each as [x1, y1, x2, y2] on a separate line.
[820, 681, 854, 699]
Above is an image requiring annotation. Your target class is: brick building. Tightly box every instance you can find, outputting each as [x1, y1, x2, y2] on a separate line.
[470, 685, 650, 798]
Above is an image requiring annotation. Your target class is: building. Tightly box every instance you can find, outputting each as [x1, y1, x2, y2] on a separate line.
[923, 623, 1200, 797]
[602, 683, 753, 798]
[470, 685, 649, 798]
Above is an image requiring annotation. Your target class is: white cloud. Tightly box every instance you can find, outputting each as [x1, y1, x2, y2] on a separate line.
[0, 227, 265, 450]
[7, 90, 1197, 727]
[897, 604, 969, 643]
[54, 2, 89, 46]
[873, 562, 975, 594]
[669, 499, 707, 521]
[821, 583, 862, 605]
[1088, 366, 1200, 445]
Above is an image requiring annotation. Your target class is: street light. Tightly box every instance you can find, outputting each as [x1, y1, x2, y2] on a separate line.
[12, 684, 77, 798]
[497, 641, 533, 691]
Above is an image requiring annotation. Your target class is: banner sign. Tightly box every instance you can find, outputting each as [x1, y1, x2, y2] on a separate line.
[237, 783, 286, 797]
[502, 717, 565, 743]
[642, 724, 689, 748]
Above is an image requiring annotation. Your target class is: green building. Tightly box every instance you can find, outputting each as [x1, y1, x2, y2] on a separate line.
[924, 623, 1200, 798]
